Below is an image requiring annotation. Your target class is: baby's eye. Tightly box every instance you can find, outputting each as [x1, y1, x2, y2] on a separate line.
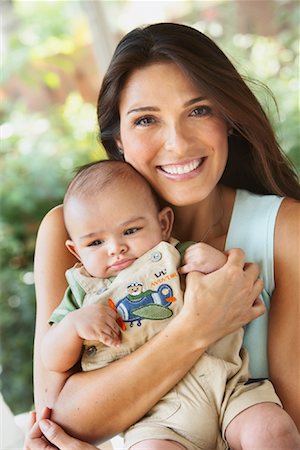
[134, 116, 156, 127]
[190, 106, 212, 117]
[88, 239, 104, 247]
[124, 227, 140, 235]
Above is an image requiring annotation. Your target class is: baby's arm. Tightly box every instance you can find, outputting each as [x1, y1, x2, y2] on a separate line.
[41, 304, 120, 372]
[179, 242, 227, 275]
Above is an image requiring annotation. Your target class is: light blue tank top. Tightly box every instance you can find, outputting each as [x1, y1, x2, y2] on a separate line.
[225, 189, 284, 379]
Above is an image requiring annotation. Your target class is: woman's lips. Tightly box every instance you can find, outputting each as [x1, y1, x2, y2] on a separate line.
[158, 157, 207, 179]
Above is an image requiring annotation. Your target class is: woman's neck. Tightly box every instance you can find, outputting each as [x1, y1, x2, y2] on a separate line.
[171, 185, 236, 249]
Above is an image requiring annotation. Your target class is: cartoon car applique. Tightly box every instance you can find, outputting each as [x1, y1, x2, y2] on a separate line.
[114, 282, 176, 327]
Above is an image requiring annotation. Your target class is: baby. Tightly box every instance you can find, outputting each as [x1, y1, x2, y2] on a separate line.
[42, 161, 287, 450]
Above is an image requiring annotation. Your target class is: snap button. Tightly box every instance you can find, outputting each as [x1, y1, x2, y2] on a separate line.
[86, 345, 97, 356]
[150, 251, 162, 262]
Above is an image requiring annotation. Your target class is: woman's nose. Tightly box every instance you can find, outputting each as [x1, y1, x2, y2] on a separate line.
[164, 123, 190, 155]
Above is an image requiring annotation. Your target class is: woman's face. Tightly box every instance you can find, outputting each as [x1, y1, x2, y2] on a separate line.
[117, 62, 229, 206]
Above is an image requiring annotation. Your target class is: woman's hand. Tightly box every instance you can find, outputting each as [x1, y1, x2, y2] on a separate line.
[24, 407, 98, 450]
[181, 248, 265, 348]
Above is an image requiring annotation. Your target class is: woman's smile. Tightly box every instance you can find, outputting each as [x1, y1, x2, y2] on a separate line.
[158, 157, 207, 179]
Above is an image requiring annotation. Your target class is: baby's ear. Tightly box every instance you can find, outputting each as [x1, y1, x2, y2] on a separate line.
[65, 240, 81, 261]
[159, 207, 174, 240]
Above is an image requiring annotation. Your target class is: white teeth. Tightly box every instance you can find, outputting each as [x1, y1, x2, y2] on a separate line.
[161, 159, 202, 175]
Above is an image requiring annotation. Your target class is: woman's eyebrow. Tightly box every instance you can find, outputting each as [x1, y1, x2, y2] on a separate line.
[127, 106, 159, 115]
[127, 96, 207, 115]
[184, 96, 207, 107]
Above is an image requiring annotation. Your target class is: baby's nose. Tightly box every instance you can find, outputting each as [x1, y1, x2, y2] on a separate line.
[108, 240, 127, 256]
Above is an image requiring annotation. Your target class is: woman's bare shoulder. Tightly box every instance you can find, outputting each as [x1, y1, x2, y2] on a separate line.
[276, 197, 300, 238]
[35, 204, 75, 275]
[41, 204, 64, 223]
[34, 203, 76, 310]
[274, 197, 300, 285]
[37, 204, 68, 237]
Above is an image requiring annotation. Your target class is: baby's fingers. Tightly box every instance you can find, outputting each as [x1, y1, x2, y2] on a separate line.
[98, 319, 120, 336]
[101, 331, 121, 347]
[105, 314, 123, 335]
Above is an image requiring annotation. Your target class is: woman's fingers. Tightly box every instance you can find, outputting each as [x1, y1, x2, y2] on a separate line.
[27, 411, 36, 430]
[252, 295, 266, 313]
[39, 419, 98, 450]
[24, 410, 50, 450]
[243, 261, 260, 279]
[242, 262, 265, 315]
[37, 406, 52, 420]
[228, 250, 264, 308]
[26, 411, 42, 439]
[226, 248, 246, 267]
[181, 248, 267, 347]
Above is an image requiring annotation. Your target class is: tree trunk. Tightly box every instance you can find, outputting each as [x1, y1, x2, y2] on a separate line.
[236, 0, 277, 36]
[80, 0, 117, 74]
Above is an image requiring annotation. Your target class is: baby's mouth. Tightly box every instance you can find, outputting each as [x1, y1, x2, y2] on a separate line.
[110, 258, 135, 271]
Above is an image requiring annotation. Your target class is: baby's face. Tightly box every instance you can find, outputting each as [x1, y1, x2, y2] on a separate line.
[66, 182, 172, 278]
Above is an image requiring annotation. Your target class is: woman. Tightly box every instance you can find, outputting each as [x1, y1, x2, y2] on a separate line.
[33, 23, 300, 444]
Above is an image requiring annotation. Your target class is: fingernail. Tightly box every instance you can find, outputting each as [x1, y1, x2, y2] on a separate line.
[39, 419, 51, 432]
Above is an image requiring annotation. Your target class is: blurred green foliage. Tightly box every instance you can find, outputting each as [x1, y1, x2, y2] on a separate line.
[1, 1, 105, 414]
[1, 0, 299, 415]
[0, 96, 104, 413]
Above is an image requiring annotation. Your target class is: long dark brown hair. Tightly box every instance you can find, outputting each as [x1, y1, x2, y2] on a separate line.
[97, 23, 300, 199]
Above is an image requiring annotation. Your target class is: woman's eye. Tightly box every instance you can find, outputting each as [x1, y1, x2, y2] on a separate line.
[88, 240, 103, 247]
[124, 227, 139, 235]
[190, 106, 212, 117]
[135, 116, 155, 126]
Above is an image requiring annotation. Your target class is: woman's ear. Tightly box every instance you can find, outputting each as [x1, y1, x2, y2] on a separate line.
[115, 137, 122, 148]
[115, 137, 124, 155]
[65, 240, 81, 262]
[158, 207, 174, 241]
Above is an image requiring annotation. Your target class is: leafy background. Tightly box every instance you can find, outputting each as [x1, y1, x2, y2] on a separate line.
[1, 0, 299, 414]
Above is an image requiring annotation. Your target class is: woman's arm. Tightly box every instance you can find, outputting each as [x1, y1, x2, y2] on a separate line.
[33, 206, 77, 412]
[34, 207, 265, 443]
[269, 198, 300, 431]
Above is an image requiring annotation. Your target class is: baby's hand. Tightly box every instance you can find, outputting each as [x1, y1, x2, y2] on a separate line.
[178, 242, 227, 275]
[72, 303, 121, 347]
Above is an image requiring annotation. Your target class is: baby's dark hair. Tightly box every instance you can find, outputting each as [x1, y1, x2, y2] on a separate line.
[63, 160, 161, 217]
